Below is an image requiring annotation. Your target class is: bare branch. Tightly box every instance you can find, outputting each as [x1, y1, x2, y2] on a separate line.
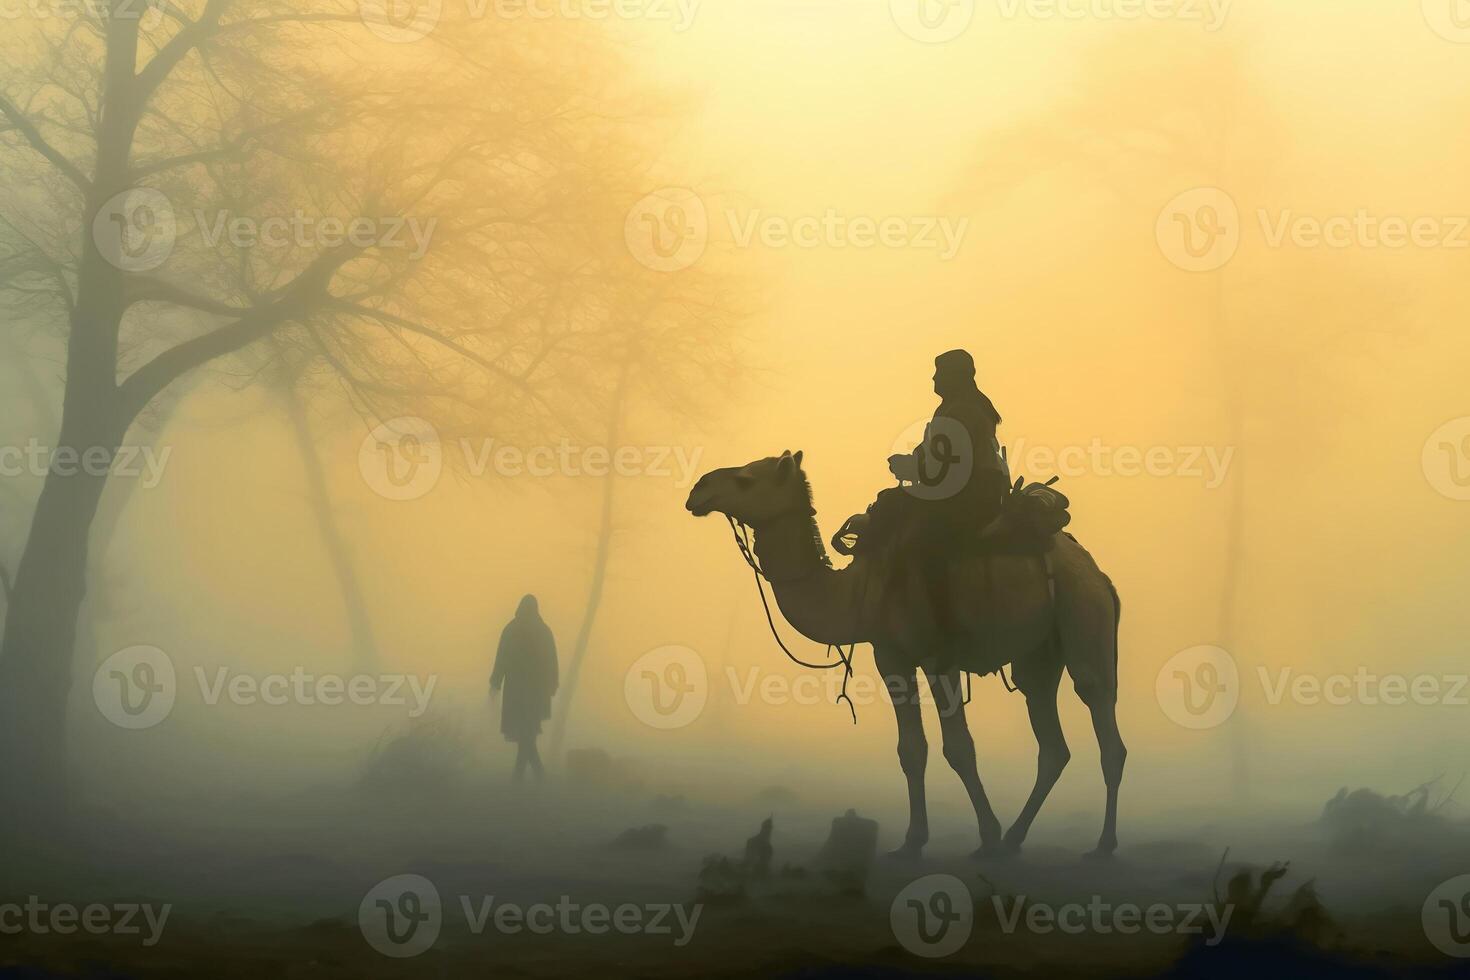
[0, 92, 90, 191]
[117, 247, 357, 420]
[124, 276, 248, 316]
[134, 0, 230, 106]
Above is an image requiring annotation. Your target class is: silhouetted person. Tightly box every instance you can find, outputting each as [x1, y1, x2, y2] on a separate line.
[887, 350, 1009, 662]
[491, 594, 558, 782]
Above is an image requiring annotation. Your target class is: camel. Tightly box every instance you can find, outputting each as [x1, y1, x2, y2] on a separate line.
[685, 450, 1125, 859]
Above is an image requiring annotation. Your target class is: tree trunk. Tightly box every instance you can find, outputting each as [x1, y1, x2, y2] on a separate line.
[0, 414, 119, 837]
[281, 386, 379, 672]
[545, 361, 631, 763]
[0, 12, 143, 837]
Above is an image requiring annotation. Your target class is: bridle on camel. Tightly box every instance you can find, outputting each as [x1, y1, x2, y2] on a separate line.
[727, 515, 859, 724]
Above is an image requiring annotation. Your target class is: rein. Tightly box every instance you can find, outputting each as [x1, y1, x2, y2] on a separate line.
[727, 515, 858, 724]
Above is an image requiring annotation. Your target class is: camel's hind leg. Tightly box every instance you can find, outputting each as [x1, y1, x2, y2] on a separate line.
[1001, 646, 1069, 854]
[924, 668, 1004, 856]
[1059, 582, 1126, 858]
[1080, 688, 1126, 857]
[877, 646, 929, 859]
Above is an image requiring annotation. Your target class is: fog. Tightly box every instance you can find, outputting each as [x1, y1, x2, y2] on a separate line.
[2, 1, 1468, 975]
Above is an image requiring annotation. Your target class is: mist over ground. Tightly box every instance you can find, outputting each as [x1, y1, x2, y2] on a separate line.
[2, 0, 1469, 976]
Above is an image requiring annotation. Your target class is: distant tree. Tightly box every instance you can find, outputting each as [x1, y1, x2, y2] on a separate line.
[547, 265, 751, 762]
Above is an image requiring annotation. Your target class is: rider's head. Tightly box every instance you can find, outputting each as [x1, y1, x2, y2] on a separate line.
[932, 349, 976, 399]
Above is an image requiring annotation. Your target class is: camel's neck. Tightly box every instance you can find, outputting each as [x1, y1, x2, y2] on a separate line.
[750, 509, 870, 647]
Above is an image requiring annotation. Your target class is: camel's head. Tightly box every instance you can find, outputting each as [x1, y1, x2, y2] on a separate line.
[685, 450, 807, 525]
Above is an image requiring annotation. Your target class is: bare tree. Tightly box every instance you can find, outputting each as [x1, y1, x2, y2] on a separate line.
[546, 267, 750, 762]
[0, 1, 672, 828]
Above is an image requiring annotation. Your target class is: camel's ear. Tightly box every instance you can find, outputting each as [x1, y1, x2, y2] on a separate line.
[776, 453, 795, 481]
[792, 450, 803, 469]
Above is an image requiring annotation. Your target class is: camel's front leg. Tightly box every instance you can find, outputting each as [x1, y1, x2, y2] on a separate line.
[926, 668, 1004, 856]
[878, 647, 928, 859]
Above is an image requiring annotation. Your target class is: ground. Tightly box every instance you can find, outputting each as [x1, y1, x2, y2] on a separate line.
[4, 763, 1470, 979]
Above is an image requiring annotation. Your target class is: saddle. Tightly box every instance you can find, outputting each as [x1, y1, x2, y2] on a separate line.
[832, 476, 1071, 559]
